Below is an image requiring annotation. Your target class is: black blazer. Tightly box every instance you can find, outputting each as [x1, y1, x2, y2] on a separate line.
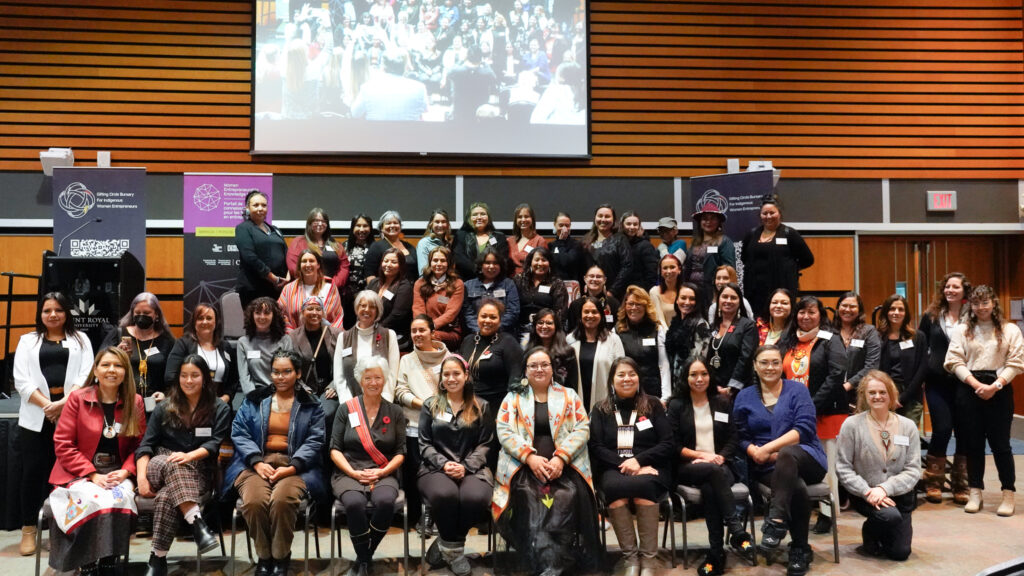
[234, 218, 288, 293]
[452, 228, 510, 281]
[584, 232, 634, 299]
[549, 236, 585, 284]
[164, 335, 240, 401]
[666, 393, 737, 464]
[417, 397, 494, 482]
[364, 239, 419, 284]
[878, 330, 929, 407]
[707, 316, 758, 391]
[588, 400, 674, 477]
[367, 277, 414, 352]
[780, 331, 847, 416]
[740, 224, 814, 316]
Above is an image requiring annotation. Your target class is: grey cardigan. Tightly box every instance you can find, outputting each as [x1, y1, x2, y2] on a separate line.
[836, 411, 921, 498]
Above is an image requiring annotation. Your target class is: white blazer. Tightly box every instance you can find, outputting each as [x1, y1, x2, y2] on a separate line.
[13, 331, 94, 432]
[568, 331, 625, 411]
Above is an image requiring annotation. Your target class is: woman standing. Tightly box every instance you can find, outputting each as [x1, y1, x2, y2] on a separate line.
[707, 266, 754, 320]
[617, 286, 672, 403]
[413, 246, 465, 348]
[331, 357, 407, 576]
[453, 202, 510, 281]
[565, 265, 620, 334]
[226, 350, 326, 576]
[165, 303, 238, 405]
[278, 249, 345, 332]
[48, 347, 147, 576]
[876, 294, 928, 424]
[919, 272, 971, 503]
[569, 297, 625, 411]
[755, 288, 794, 347]
[13, 292, 93, 555]
[514, 247, 568, 336]
[707, 283, 757, 396]
[508, 203, 549, 275]
[668, 358, 755, 575]
[733, 345, 826, 576]
[287, 296, 341, 419]
[461, 247, 520, 335]
[590, 357, 675, 576]
[235, 190, 289, 306]
[620, 211, 660, 290]
[832, 292, 880, 409]
[417, 209, 455, 268]
[287, 207, 350, 292]
[365, 210, 419, 284]
[334, 290, 401, 401]
[343, 214, 377, 329]
[493, 348, 600, 576]
[367, 248, 415, 353]
[236, 297, 293, 395]
[581, 203, 634, 299]
[523, 308, 580, 391]
[944, 285, 1024, 516]
[649, 254, 683, 328]
[665, 283, 711, 386]
[740, 195, 815, 319]
[102, 292, 176, 400]
[418, 355, 495, 576]
[683, 203, 736, 302]
[549, 212, 584, 287]
[836, 371, 921, 561]
[136, 355, 232, 576]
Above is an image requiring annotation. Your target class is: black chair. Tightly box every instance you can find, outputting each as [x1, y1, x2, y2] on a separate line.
[674, 482, 757, 568]
[756, 481, 839, 564]
[329, 489, 409, 576]
[230, 496, 320, 576]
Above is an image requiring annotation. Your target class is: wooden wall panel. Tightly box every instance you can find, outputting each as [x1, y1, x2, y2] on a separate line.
[1, 1, 1023, 177]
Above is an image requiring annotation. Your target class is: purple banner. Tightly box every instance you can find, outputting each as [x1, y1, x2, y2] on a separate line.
[52, 167, 147, 268]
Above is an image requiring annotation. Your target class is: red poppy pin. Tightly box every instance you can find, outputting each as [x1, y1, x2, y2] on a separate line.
[375, 333, 382, 343]
[638, 416, 648, 422]
[728, 325, 735, 333]
[382, 416, 391, 424]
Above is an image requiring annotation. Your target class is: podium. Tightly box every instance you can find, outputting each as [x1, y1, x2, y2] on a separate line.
[41, 250, 145, 354]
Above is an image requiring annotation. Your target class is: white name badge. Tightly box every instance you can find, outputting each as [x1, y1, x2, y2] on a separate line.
[642, 338, 656, 347]
[818, 330, 833, 341]
[61, 340, 70, 348]
[605, 314, 615, 323]
[776, 238, 788, 245]
[432, 365, 442, 374]
[349, 412, 361, 428]
[437, 296, 450, 304]
[714, 411, 730, 423]
[524, 245, 534, 253]
[407, 427, 419, 438]
[488, 236, 497, 245]
[438, 412, 453, 423]
[114, 422, 122, 433]
[851, 339, 865, 348]
[538, 285, 551, 294]
[553, 247, 560, 254]
[195, 427, 212, 437]
[383, 290, 395, 301]
[247, 350, 262, 359]
[480, 352, 493, 360]
[566, 334, 577, 345]
[894, 434, 910, 447]
[144, 396, 157, 411]
[899, 340, 914, 350]
[635, 419, 653, 431]
[146, 348, 161, 356]
[493, 288, 506, 298]
[341, 347, 353, 358]
[707, 246, 718, 254]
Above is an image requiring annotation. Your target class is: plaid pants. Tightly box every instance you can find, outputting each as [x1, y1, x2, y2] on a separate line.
[147, 448, 212, 552]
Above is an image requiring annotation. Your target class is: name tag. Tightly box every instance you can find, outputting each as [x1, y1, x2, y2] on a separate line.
[851, 339, 865, 348]
[61, 340, 70, 348]
[488, 236, 497, 245]
[349, 412, 361, 428]
[114, 422, 122, 433]
[195, 427, 212, 437]
[635, 419, 653, 431]
[247, 350, 261, 359]
[566, 334, 576, 345]
[480, 352, 493, 360]
[642, 338, 656, 347]
[776, 238, 788, 245]
[324, 245, 334, 252]
[714, 411, 729, 423]
[605, 314, 615, 323]
[894, 434, 910, 447]
[899, 340, 914, 350]
[432, 365, 441, 374]
[493, 288, 506, 298]
[818, 330, 833, 341]
[146, 348, 161, 356]
[382, 290, 395, 301]
[438, 412, 453, 423]
[524, 245, 534, 253]
[538, 285, 551, 294]
[341, 347, 353, 358]
[553, 247, 560, 254]
[440, 296, 452, 305]
[144, 396, 157, 411]
[707, 246, 718, 254]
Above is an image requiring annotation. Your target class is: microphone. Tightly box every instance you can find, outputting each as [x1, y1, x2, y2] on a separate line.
[56, 217, 103, 256]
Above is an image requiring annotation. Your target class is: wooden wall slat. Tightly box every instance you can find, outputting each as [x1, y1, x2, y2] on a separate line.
[1, 16, 251, 35]
[591, 24, 1020, 40]
[0, 88, 250, 104]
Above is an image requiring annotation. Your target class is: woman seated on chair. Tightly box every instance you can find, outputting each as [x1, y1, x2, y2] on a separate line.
[493, 347, 600, 576]
[418, 354, 495, 576]
[48, 346, 146, 576]
[588, 357, 674, 576]
[225, 349, 326, 576]
[733, 344, 826, 576]
[330, 356, 407, 576]
[136, 355, 232, 576]
[836, 370, 921, 561]
[667, 357, 755, 575]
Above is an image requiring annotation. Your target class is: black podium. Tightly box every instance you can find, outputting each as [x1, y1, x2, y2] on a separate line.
[41, 250, 145, 354]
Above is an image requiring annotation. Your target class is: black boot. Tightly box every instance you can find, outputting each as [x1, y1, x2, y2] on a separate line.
[190, 516, 219, 554]
[99, 555, 119, 576]
[368, 524, 388, 554]
[349, 530, 372, 576]
[80, 561, 99, 576]
[726, 514, 755, 562]
[270, 555, 290, 576]
[786, 544, 811, 576]
[810, 512, 832, 534]
[254, 558, 274, 576]
[759, 518, 788, 551]
[143, 553, 167, 576]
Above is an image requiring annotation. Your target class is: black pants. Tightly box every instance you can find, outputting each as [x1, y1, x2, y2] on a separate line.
[851, 492, 914, 561]
[402, 435, 423, 526]
[339, 485, 398, 537]
[752, 445, 825, 548]
[479, 391, 505, 472]
[676, 462, 736, 551]
[924, 373, 965, 458]
[19, 420, 57, 527]
[417, 471, 492, 541]
[964, 384, 1016, 491]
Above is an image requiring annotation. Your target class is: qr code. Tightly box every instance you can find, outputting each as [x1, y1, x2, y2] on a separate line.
[70, 239, 130, 257]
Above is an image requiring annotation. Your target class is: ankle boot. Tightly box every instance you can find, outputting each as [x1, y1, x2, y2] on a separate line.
[98, 555, 119, 576]
[191, 516, 219, 554]
[997, 490, 1016, 517]
[635, 504, 660, 576]
[606, 505, 639, 575]
[725, 514, 755, 562]
[144, 553, 168, 576]
[351, 529, 372, 565]
[951, 455, 970, 505]
[440, 539, 472, 576]
[19, 525, 37, 556]
[965, 488, 983, 513]
[924, 454, 946, 503]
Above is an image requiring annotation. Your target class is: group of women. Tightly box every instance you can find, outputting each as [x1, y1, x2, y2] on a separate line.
[10, 190, 1023, 576]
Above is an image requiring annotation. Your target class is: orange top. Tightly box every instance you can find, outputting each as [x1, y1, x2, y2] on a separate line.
[265, 410, 290, 453]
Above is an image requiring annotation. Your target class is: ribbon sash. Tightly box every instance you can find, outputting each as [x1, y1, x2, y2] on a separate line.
[345, 398, 389, 467]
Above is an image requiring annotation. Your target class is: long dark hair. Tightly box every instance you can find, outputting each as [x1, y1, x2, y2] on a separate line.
[572, 296, 610, 343]
[762, 287, 795, 329]
[35, 291, 84, 345]
[924, 272, 971, 321]
[831, 291, 864, 333]
[118, 292, 171, 333]
[596, 357, 655, 417]
[780, 296, 829, 351]
[521, 247, 554, 284]
[582, 203, 617, 248]
[461, 201, 495, 233]
[475, 246, 507, 281]
[418, 246, 459, 299]
[86, 347, 143, 437]
[512, 203, 538, 241]
[303, 207, 342, 254]
[524, 308, 574, 383]
[876, 294, 916, 341]
[345, 213, 376, 250]
[713, 282, 749, 326]
[424, 208, 453, 246]
[673, 282, 706, 322]
[165, 354, 217, 429]
[243, 297, 286, 341]
[431, 355, 483, 426]
[670, 356, 717, 404]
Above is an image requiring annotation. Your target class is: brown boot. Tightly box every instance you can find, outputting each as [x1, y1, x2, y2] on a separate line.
[924, 455, 946, 503]
[607, 505, 639, 575]
[951, 455, 970, 505]
[19, 525, 37, 556]
[636, 504, 661, 576]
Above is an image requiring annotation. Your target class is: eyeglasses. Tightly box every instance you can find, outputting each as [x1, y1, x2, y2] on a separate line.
[624, 302, 645, 309]
[271, 368, 295, 377]
[756, 360, 782, 368]
[527, 362, 552, 371]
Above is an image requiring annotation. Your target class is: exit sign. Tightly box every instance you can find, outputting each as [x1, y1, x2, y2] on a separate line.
[927, 190, 957, 212]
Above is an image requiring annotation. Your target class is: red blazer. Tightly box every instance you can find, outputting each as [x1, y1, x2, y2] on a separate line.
[49, 386, 147, 486]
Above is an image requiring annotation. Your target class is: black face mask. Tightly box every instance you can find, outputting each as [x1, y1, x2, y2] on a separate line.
[133, 315, 155, 330]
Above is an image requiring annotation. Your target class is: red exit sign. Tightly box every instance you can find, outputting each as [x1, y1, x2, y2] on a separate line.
[927, 190, 957, 212]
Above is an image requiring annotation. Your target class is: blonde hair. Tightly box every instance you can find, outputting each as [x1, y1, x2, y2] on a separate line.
[855, 370, 900, 413]
[616, 285, 659, 332]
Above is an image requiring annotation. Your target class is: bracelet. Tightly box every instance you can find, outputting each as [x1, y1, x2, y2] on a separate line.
[994, 381, 1004, 390]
